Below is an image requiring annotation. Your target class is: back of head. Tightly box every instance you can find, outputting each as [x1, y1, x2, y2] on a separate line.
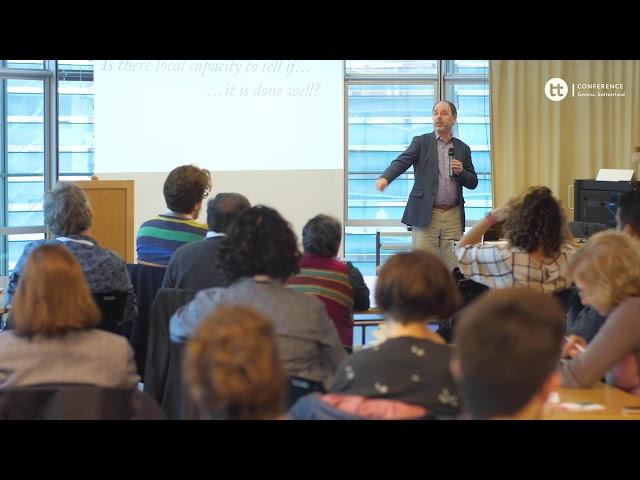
[375, 250, 460, 323]
[163, 165, 212, 214]
[184, 305, 287, 420]
[44, 181, 92, 236]
[206, 193, 251, 233]
[566, 230, 640, 311]
[617, 190, 640, 235]
[11, 244, 100, 337]
[302, 214, 342, 258]
[504, 186, 563, 257]
[453, 288, 564, 419]
[218, 205, 301, 282]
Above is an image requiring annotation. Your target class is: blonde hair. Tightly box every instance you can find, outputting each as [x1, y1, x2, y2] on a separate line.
[565, 230, 640, 310]
[184, 306, 287, 420]
[11, 244, 100, 337]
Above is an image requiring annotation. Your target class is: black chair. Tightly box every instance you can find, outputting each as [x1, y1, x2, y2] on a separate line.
[286, 376, 326, 409]
[0, 384, 164, 420]
[127, 263, 167, 380]
[92, 291, 129, 336]
[143, 287, 198, 420]
[452, 267, 489, 308]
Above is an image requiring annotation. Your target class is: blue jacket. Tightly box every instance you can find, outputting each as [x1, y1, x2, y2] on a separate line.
[381, 132, 478, 229]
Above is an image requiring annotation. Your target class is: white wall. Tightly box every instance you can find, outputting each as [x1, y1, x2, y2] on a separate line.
[97, 169, 344, 254]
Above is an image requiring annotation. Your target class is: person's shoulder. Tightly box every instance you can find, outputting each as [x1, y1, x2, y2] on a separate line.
[137, 216, 159, 229]
[615, 297, 640, 316]
[193, 285, 226, 303]
[92, 244, 128, 266]
[460, 241, 510, 254]
[171, 237, 210, 256]
[340, 344, 379, 365]
[282, 284, 324, 304]
[418, 132, 435, 141]
[21, 239, 49, 253]
[82, 329, 133, 357]
[453, 136, 471, 148]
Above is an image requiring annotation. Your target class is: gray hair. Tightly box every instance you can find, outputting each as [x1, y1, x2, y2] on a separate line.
[44, 182, 92, 235]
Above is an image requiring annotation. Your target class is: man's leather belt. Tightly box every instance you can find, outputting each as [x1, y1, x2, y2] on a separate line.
[433, 204, 457, 211]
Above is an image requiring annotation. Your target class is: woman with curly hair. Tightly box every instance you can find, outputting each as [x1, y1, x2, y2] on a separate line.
[456, 186, 575, 293]
[170, 206, 346, 389]
[184, 305, 288, 419]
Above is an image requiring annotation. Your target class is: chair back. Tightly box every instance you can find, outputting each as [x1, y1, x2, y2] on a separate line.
[126, 263, 167, 379]
[143, 287, 198, 420]
[286, 376, 326, 409]
[0, 384, 164, 420]
[93, 291, 128, 336]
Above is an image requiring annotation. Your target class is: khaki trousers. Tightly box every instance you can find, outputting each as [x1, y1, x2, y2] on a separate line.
[412, 206, 462, 272]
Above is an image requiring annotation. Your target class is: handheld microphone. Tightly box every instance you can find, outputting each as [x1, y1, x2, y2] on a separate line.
[447, 148, 454, 178]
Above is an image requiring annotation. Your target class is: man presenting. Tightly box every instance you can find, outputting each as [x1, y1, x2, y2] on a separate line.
[376, 101, 478, 271]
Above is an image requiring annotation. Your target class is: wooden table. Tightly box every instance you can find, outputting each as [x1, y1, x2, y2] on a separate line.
[543, 383, 640, 420]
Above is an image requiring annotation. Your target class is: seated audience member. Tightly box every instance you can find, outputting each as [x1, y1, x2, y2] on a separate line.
[567, 189, 640, 343]
[560, 231, 640, 395]
[3, 182, 135, 328]
[451, 288, 564, 420]
[170, 206, 346, 388]
[163, 193, 251, 290]
[136, 165, 211, 267]
[456, 186, 575, 294]
[287, 214, 369, 348]
[290, 250, 461, 420]
[0, 244, 139, 389]
[184, 305, 287, 420]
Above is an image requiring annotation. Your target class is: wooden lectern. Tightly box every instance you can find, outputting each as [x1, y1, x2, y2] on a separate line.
[76, 179, 135, 263]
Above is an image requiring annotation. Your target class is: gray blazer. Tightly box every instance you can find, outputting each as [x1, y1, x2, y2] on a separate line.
[0, 329, 140, 389]
[381, 132, 478, 229]
[170, 277, 347, 388]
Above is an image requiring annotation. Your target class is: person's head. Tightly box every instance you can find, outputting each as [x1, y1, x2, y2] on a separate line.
[452, 288, 564, 419]
[302, 214, 342, 258]
[206, 193, 251, 233]
[163, 165, 212, 216]
[44, 181, 92, 236]
[11, 244, 100, 338]
[565, 230, 640, 316]
[375, 250, 460, 323]
[616, 190, 640, 239]
[503, 186, 564, 257]
[184, 305, 287, 420]
[432, 101, 457, 137]
[218, 205, 301, 282]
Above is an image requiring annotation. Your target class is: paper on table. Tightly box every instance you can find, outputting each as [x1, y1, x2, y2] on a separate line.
[554, 402, 606, 412]
[547, 391, 561, 404]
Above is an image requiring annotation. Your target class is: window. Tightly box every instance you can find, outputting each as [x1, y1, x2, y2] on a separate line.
[344, 60, 491, 275]
[0, 60, 94, 276]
